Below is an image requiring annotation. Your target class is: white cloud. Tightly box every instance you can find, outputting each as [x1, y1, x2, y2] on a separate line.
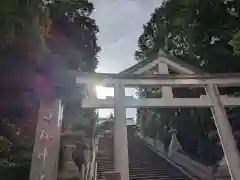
[91, 0, 160, 117]
[92, 0, 160, 73]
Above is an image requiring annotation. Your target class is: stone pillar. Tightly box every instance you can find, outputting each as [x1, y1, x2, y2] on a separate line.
[157, 61, 173, 98]
[206, 84, 240, 180]
[139, 111, 144, 137]
[87, 83, 96, 99]
[29, 100, 63, 180]
[59, 129, 80, 180]
[45, 101, 63, 180]
[114, 83, 129, 180]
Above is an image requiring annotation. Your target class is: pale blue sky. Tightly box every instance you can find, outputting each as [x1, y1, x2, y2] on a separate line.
[91, 0, 160, 118]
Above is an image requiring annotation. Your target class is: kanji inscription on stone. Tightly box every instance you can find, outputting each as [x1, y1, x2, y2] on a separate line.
[29, 100, 63, 180]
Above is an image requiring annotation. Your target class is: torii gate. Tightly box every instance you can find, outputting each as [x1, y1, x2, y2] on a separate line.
[78, 52, 240, 180]
[30, 52, 240, 180]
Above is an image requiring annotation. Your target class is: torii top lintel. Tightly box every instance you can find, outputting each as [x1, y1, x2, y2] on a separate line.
[75, 51, 240, 87]
[118, 51, 205, 75]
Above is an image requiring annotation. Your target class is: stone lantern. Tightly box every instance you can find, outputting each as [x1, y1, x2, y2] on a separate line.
[168, 128, 181, 157]
[74, 138, 92, 180]
[59, 125, 85, 180]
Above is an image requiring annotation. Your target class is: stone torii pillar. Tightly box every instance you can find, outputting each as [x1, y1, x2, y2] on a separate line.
[114, 83, 129, 180]
[157, 61, 173, 98]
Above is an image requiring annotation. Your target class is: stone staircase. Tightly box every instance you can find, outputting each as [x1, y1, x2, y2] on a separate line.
[96, 127, 114, 180]
[127, 126, 191, 180]
[96, 124, 192, 180]
[128, 136, 191, 180]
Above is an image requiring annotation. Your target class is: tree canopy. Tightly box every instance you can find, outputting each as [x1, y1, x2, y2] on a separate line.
[0, 0, 100, 179]
[135, 0, 240, 72]
[135, 0, 240, 165]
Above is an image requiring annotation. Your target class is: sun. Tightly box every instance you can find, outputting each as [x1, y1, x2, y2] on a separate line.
[95, 85, 105, 99]
[95, 85, 114, 99]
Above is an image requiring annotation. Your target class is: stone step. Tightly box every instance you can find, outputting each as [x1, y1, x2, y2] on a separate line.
[129, 171, 184, 176]
[97, 166, 114, 169]
[97, 165, 114, 169]
[97, 159, 114, 161]
[97, 162, 114, 165]
[97, 157, 113, 159]
[130, 176, 188, 179]
[98, 163, 114, 165]
[97, 164, 114, 167]
[96, 131, 190, 180]
[128, 135, 190, 180]
[129, 173, 186, 178]
[97, 169, 114, 172]
[97, 168, 114, 171]
[129, 169, 181, 173]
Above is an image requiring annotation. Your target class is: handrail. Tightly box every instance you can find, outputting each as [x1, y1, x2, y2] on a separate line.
[94, 162, 97, 180]
[94, 136, 99, 180]
[82, 136, 99, 180]
[90, 136, 99, 180]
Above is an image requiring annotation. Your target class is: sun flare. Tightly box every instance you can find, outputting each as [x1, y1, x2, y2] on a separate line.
[95, 85, 114, 99]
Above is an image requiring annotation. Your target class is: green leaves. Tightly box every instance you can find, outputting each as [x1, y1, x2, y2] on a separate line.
[0, 1, 100, 180]
[0, 136, 11, 153]
[136, 0, 240, 72]
[229, 30, 240, 55]
[0, 0, 47, 49]
[134, 0, 240, 165]
[47, 0, 100, 144]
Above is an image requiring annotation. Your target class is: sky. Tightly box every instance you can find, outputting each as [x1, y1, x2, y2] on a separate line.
[91, 0, 161, 118]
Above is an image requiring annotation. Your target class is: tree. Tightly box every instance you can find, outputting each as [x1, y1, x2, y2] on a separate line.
[46, 0, 100, 138]
[108, 113, 114, 121]
[0, 0, 100, 179]
[0, 1, 50, 179]
[45, 0, 100, 174]
[229, 30, 240, 55]
[0, 0, 50, 48]
[135, 0, 240, 165]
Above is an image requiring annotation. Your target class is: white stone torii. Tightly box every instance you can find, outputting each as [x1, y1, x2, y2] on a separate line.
[78, 54, 240, 180]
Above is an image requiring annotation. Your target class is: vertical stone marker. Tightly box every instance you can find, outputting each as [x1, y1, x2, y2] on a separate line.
[29, 100, 63, 180]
